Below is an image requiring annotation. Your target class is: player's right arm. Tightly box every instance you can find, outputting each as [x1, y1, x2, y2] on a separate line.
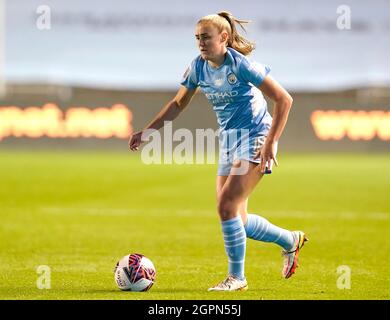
[129, 86, 197, 151]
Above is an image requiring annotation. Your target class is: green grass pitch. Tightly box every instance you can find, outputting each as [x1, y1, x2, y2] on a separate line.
[0, 150, 389, 300]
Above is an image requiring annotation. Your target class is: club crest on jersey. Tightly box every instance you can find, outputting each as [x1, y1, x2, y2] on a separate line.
[227, 73, 237, 85]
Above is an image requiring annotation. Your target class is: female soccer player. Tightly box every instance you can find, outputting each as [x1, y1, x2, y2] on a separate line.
[129, 11, 308, 291]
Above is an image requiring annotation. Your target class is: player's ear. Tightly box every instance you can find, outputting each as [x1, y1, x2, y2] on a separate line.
[220, 31, 228, 45]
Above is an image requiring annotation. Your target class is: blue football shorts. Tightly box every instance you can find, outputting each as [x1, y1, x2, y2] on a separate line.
[217, 131, 278, 176]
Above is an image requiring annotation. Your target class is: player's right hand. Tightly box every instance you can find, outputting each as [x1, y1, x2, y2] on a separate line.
[129, 130, 143, 151]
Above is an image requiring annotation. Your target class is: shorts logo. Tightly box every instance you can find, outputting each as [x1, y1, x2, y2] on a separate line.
[254, 136, 264, 152]
[227, 73, 237, 85]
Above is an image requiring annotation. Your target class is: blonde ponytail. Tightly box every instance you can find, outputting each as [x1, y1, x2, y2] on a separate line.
[197, 11, 255, 56]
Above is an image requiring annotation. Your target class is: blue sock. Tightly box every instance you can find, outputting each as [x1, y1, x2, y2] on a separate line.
[221, 216, 246, 280]
[244, 213, 294, 250]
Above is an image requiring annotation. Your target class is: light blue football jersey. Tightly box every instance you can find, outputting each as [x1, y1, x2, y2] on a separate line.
[181, 47, 272, 136]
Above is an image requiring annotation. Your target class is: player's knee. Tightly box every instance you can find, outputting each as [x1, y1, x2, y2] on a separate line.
[217, 194, 238, 220]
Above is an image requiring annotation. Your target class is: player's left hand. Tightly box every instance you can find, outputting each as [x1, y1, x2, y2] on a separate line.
[255, 140, 279, 174]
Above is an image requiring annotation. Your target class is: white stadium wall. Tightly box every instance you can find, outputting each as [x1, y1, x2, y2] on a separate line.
[5, 0, 390, 91]
[2, 1, 389, 152]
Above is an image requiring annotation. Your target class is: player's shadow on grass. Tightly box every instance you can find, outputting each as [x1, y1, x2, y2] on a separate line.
[86, 288, 206, 294]
[86, 286, 275, 295]
[83, 289, 121, 294]
[151, 288, 207, 293]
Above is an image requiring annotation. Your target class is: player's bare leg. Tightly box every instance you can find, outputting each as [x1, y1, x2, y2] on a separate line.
[217, 160, 264, 221]
[216, 176, 249, 224]
[213, 160, 307, 289]
[209, 160, 264, 291]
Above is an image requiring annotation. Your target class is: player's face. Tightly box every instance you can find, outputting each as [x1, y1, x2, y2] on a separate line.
[195, 23, 227, 61]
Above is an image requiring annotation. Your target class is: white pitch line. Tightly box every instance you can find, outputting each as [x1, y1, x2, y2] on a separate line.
[39, 207, 390, 220]
[40, 207, 211, 217]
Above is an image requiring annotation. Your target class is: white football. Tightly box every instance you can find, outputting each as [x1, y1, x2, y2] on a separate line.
[114, 253, 156, 292]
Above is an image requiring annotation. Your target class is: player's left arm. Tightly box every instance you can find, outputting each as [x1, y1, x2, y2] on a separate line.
[256, 75, 293, 173]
